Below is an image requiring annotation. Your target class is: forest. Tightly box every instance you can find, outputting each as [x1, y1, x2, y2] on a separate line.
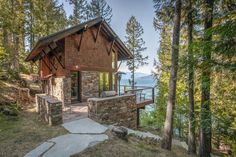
[0, 0, 235, 157]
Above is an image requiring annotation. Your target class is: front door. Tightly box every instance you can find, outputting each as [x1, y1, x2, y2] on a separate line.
[71, 71, 81, 102]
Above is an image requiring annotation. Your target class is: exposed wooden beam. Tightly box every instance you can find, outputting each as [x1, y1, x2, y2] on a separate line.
[108, 39, 116, 56]
[48, 44, 65, 69]
[117, 60, 123, 70]
[95, 21, 103, 43]
[78, 25, 88, 52]
[42, 50, 57, 71]
[41, 57, 52, 72]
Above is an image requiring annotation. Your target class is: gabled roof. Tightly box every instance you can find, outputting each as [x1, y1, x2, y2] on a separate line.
[25, 17, 133, 62]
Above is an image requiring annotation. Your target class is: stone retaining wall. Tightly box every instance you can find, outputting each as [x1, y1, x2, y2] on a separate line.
[88, 94, 137, 129]
[36, 94, 63, 126]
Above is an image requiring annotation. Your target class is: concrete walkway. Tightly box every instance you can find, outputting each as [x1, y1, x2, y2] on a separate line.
[24, 118, 108, 157]
[62, 118, 107, 134]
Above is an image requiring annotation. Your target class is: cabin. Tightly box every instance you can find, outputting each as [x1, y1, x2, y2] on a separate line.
[26, 17, 133, 105]
[26, 17, 154, 128]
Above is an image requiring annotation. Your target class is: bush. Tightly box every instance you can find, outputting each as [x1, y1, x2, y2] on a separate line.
[7, 69, 20, 81]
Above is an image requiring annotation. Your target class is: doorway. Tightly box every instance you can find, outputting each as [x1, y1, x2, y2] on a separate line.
[71, 71, 81, 103]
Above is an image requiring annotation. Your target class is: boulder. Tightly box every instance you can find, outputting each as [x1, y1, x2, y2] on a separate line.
[111, 126, 128, 139]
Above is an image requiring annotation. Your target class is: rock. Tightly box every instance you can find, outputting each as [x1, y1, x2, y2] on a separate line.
[111, 126, 128, 139]
[100, 91, 117, 98]
[3, 107, 18, 116]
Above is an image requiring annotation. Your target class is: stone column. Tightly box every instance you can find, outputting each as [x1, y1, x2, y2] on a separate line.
[51, 77, 71, 107]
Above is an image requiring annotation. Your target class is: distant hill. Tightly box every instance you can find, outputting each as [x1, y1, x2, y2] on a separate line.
[120, 73, 156, 87]
[137, 74, 154, 80]
[121, 72, 149, 80]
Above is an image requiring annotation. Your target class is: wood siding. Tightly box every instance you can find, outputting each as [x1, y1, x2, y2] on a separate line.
[64, 27, 118, 74]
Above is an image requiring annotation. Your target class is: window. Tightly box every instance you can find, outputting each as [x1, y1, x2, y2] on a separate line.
[112, 51, 116, 69]
[99, 72, 110, 94]
[112, 73, 116, 90]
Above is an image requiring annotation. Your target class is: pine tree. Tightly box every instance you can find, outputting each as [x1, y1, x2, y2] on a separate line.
[125, 16, 148, 89]
[88, 0, 112, 23]
[161, 0, 181, 150]
[68, 0, 88, 25]
[199, 0, 214, 156]
[186, 0, 196, 154]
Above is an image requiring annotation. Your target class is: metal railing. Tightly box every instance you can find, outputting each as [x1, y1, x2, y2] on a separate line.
[119, 85, 155, 104]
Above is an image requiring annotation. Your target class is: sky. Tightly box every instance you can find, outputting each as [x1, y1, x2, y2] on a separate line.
[59, 0, 160, 74]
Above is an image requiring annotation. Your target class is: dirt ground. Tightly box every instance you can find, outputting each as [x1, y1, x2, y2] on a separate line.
[0, 111, 67, 157]
[72, 135, 196, 157]
[0, 76, 67, 157]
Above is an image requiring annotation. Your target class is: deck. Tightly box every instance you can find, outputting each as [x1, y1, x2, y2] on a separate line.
[120, 85, 155, 109]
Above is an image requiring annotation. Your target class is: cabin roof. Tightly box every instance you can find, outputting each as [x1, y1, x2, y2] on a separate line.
[25, 17, 133, 62]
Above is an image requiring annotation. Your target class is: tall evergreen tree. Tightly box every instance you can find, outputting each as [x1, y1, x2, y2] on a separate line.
[125, 16, 148, 89]
[68, 0, 88, 25]
[88, 0, 112, 23]
[199, 0, 214, 156]
[161, 0, 181, 150]
[186, 0, 196, 154]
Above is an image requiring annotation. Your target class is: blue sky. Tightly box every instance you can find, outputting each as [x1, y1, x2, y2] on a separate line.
[59, 0, 160, 74]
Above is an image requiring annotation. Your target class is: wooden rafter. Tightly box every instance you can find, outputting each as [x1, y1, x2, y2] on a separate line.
[78, 25, 87, 52]
[42, 50, 57, 71]
[117, 60, 123, 70]
[41, 56, 52, 72]
[95, 21, 103, 43]
[108, 39, 116, 56]
[48, 44, 65, 69]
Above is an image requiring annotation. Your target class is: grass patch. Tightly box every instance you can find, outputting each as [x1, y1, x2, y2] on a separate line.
[72, 135, 196, 157]
[0, 111, 67, 157]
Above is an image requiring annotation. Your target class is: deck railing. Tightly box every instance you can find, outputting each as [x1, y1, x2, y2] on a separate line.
[119, 85, 155, 107]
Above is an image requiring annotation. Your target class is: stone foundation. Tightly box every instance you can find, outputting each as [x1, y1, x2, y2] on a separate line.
[51, 77, 71, 107]
[88, 94, 137, 129]
[81, 71, 99, 101]
[36, 94, 63, 126]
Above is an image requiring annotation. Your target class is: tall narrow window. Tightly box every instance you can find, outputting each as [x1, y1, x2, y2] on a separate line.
[99, 72, 110, 95]
[112, 51, 116, 69]
[112, 73, 116, 90]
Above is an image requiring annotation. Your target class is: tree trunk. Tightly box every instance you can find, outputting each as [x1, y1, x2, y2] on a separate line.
[132, 50, 135, 90]
[12, 33, 20, 70]
[187, 0, 196, 154]
[199, 0, 214, 156]
[161, 0, 181, 150]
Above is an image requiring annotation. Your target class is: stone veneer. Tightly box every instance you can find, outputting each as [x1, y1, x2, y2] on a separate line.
[88, 94, 137, 129]
[36, 94, 63, 126]
[51, 77, 71, 107]
[81, 71, 99, 101]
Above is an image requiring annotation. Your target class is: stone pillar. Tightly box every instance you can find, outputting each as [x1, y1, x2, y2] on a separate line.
[35, 94, 63, 126]
[81, 71, 99, 101]
[51, 77, 71, 107]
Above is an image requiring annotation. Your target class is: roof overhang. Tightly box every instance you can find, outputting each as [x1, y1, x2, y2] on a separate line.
[25, 17, 133, 62]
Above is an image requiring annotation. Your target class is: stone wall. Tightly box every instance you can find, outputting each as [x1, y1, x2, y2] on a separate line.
[51, 77, 71, 107]
[81, 71, 99, 101]
[88, 94, 137, 129]
[36, 94, 63, 126]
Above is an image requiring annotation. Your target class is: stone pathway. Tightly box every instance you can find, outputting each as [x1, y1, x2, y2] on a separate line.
[63, 118, 107, 134]
[24, 118, 108, 157]
[63, 103, 88, 123]
[25, 118, 196, 157]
